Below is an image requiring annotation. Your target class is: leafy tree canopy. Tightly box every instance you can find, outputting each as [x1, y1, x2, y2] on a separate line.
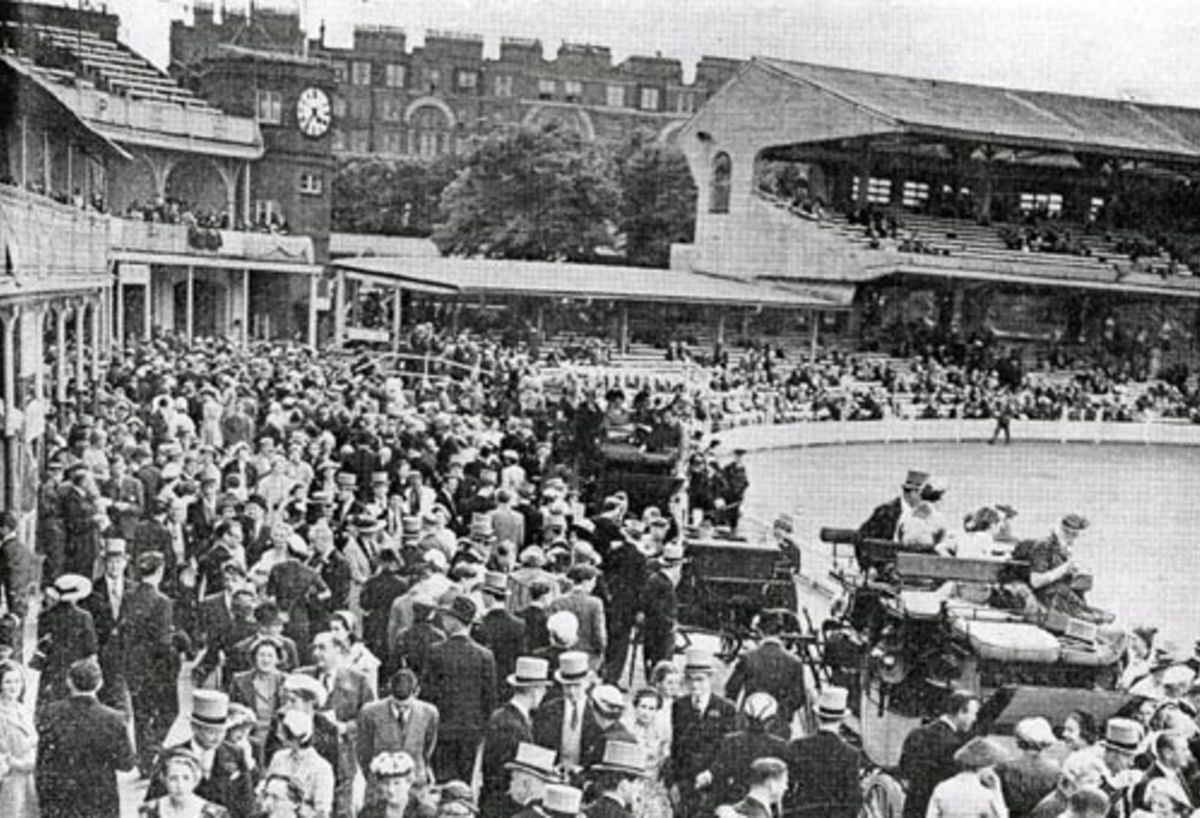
[433, 123, 619, 262]
[612, 130, 697, 268]
[331, 156, 459, 236]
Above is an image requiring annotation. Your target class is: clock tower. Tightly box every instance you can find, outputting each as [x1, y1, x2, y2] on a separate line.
[179, 45, 335, 262]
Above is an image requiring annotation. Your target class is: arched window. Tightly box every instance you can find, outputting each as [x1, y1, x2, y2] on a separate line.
[710, 152, 732, 214]
[410, 106, 451, 158]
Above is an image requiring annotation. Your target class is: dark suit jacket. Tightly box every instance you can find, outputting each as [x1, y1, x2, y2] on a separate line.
[424, 632, 497, 736]
[196, 592, 235, 649]
[474, 608, 527, 690]
[898, 719, 965, 818]
[35, 602, 98, 706]
[481, 701, 534, 810]
[37, 693, 135, 818]
[84, 577, 130, 691]
[356, 697, 440, 788]
[121, 580, 175, 695]
[860, 497, 903, 541]
[723, 795, 773, 818]
[710, 728, 791, 806]
[724, 639, 809, 731]
[531, 698, 635, 771]
[641, 570, 677, 664]
[670, 694, 738, 788]
[788, 729, 863, 817]
[1130, 762, 1194, 812]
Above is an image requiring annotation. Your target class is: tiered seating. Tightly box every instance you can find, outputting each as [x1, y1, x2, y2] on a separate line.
[6, 21, 216, 109]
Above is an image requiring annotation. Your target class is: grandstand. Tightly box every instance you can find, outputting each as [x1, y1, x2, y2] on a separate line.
[0, 15, 216, 110]
[675, 58, 1200, 364]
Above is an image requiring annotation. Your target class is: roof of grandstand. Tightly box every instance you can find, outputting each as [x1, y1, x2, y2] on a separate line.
[334, 256, 852, 308]
[753, 58, 1200, 163]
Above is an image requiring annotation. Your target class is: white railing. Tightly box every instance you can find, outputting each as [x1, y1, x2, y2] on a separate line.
[714, 415, 1200, 452]
[0, 184, 109, 279]
[108, 218, 315, 264]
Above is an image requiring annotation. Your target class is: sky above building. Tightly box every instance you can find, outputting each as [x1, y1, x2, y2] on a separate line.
[87, 0, 1200, 106]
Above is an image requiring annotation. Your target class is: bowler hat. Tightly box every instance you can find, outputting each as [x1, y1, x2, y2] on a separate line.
[1062, 513, 1090, 533]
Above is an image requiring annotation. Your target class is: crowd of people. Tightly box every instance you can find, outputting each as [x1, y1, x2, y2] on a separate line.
[122, 198, 292, 235]
[0, 322, 1196, 817]
[0, 331, 808, 818]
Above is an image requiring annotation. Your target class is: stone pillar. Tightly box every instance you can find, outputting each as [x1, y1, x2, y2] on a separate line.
[390, 287, 402, 354]
[90, 294, 101, 382]
[243, 162, 252, 228]
[73, 303, 85, 400]
[810, 310, 820, 362]
[186, 266, 195, 341]
[143, 283, 152, 341]
[333, 269, 346, 348]
[618, 303, 629, 356]
[116, 280, 125, 347]
[55, 308, 67, 403]
[241, 269, 250, 347]
[2, 311, 15, 511]
[308, 274, 319, 349]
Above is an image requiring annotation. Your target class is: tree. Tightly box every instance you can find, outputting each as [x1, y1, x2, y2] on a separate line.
[612, 131, 697, 268]
[433, 123, 618, 261]
[331, 156, 458, 236]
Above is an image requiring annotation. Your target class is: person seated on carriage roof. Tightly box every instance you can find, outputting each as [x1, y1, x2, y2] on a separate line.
[1011, 514, 1115, 625]
[855, 469, 929, 573]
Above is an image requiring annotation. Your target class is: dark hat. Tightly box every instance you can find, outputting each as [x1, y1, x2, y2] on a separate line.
[903, 470, 930, 490]
[438, 592, 477, 626]
[136, 551, 166, 577]
[434, 780, 478, 814]
[1062, 513, 1090, 532]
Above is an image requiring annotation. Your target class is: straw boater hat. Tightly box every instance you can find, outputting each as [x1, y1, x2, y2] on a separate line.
[190, 690, 230, 728]
[103, 539, 128, 560]
[683, 647, 717, 676]
[816, 686, 849, 721]
[542, 784, 583, 816]
[402, 516, 422, 540]
[592, 740, 647, 777]
[658, 542, 687, 566]
[481, 571, 509, 598]
[555, 651, 590, 685]
[507, 657, 552, 689]
[51, 574, 92, 605]
[504, 742, 560, 781]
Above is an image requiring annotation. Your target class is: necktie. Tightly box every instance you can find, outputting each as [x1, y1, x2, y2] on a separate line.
[111, 584, 121, 619]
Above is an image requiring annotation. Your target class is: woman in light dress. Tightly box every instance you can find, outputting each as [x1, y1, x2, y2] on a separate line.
[624, 687, 673, 818]
[0, 660, 37, 818]
[329, 611, 380, 695]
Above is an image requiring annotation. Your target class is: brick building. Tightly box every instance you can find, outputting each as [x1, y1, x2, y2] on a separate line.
[169, 3, 742, 158]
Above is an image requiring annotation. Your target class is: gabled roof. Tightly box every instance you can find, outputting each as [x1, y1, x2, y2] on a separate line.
[756, 58, 1200, 164]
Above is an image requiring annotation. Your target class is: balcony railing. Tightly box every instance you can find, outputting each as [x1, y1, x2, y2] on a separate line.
[109, 218, 315, 264]
[0, 184, 110, 280]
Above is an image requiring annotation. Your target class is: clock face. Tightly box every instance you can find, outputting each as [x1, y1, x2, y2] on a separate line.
[296, 87, 332, 138]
